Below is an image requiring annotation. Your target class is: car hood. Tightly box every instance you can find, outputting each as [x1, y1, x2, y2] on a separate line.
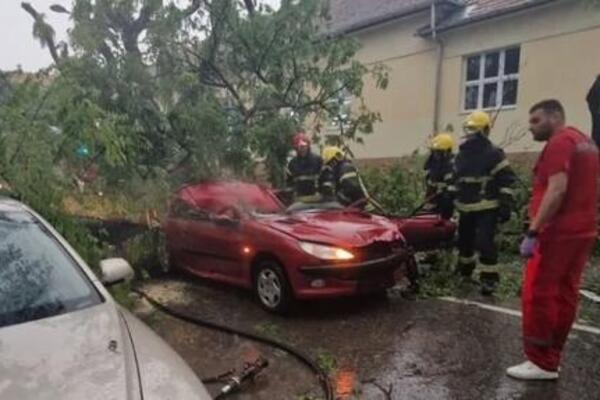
[0, 302, 138, 400]
[263, 209, 403, 247]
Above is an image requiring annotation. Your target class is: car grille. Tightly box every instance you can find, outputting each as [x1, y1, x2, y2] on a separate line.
[357, 240, 404, 261]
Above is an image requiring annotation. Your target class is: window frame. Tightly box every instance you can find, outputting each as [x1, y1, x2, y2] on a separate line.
[461, 46, 520, 113]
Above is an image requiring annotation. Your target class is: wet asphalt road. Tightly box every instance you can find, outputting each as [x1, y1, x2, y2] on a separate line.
[135, 278, 600, 400]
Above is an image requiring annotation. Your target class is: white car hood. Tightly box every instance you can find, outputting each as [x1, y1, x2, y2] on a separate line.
[0, 302, 138, 400]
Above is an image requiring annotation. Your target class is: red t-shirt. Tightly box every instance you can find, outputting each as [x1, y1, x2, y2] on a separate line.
[529, 127, 599, 239]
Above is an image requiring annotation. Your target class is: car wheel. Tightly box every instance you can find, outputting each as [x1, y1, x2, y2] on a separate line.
[253, 260, 293, 314]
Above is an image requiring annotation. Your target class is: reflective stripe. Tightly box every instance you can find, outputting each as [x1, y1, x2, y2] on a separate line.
[458, 176, 491, 184]
[443, 173, 453, 181]
[294, 174, 318, 182]
[477, 263, 500, 273]
[338, 192, 352, 203]
[296, 194, 322, 203]
[455, 199, 499, 212]
[491, 159, 510, 175]
[322, 182, 334, 187]
[429, 182, 448, 189]
[500, 187, 515, 196]
[458, 255, 477, 264]
[340, 171, 358, 182]
[447, 185, 458, 192]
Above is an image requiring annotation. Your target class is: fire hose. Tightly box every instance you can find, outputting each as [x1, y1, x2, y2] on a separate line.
[132, 288, 334, 400]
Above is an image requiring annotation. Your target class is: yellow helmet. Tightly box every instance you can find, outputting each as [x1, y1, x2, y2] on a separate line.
[322, 146, 344, 164]
[463, 111, 492, 136]
[430, 133, 454, 151]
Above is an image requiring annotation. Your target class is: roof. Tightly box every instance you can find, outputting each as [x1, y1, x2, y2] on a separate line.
[419, 0, 560, 35]
[328, 0, 441, 35]
[328, 0, 559, 36]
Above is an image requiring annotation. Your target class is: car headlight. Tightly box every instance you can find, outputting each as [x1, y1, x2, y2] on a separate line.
[299, 241, 354, 261]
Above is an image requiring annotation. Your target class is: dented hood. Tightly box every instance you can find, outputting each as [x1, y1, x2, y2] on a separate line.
[262, 209, 403, 247]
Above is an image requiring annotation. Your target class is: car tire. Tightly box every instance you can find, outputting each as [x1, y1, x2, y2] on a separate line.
[253, 260, 293, 314]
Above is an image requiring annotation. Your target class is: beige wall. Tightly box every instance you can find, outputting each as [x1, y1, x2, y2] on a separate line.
[351, 0, 600, 159]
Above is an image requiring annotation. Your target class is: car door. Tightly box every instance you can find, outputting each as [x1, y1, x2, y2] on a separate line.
[176, 188, 245, 283]
[204, 207, 247, 284]
[166, 196, 214, 275]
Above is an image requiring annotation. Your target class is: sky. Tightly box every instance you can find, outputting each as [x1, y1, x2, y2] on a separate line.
[0, 0, 281, 72]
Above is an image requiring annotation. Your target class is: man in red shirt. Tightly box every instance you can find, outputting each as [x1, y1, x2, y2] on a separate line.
[507, 100, 599, 380]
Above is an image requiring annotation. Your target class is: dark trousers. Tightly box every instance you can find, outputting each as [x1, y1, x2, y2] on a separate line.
[456, 209, 499, 281]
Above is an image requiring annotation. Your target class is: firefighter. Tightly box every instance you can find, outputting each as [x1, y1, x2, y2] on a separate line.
[285, 132, 322, 204]
[423, 133, 455, 219]
[320, 146, 371, 209]
[449, 111, 516, 295]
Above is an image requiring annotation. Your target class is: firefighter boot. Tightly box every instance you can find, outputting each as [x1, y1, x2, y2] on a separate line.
[455, 255, 477, 283]
[479, 271, 500, 296]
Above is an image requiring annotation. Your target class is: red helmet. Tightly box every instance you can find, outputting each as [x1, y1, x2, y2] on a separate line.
[292, 132, 310, 150]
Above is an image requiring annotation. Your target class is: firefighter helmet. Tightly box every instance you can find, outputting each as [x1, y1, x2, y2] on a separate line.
[292, 132, 310, 149]
[463, 111, 492, 136]
[322, 146, 344, 164]
[430, 133, 454, 151]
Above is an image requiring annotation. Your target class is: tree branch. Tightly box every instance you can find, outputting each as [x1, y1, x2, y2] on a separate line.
[182, 0, 203, 19]
[21, 2, 60, 64]
[243, 0, 256, 16]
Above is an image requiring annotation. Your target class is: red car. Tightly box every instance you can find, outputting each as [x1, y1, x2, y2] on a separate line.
[163, 181, 454, 313]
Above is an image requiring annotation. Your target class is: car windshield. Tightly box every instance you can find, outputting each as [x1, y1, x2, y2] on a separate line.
[0, 212, 102, 328]
[234, 186, 284, 215]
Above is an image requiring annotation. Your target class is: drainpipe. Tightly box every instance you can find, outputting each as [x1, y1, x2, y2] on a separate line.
[431, 2, 444, 134]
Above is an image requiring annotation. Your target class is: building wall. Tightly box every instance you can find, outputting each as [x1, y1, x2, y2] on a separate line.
[350, 0, 600, 159]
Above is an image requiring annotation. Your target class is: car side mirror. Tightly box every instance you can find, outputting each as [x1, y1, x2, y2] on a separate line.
[100, 258, 134, 287]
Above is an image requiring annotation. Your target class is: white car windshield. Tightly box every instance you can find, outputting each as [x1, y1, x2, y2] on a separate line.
[0, 212, 102, 328]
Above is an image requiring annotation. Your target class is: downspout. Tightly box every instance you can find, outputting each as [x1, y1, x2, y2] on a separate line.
[431, 2, 444, 134]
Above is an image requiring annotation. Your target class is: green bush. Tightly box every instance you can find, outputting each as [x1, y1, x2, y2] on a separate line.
[359, 156, 426, 216]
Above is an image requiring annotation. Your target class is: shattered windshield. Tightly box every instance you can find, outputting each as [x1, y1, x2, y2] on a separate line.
[0, 214, 102, 328]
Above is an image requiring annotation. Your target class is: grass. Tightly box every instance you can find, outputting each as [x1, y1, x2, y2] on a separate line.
[254, 322, 283, 340]
[295, 395, 323, 400]
[109, 282, 136, 310]
[315, 349, 338, 374]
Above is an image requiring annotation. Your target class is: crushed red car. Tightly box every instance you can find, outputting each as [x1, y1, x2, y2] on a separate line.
[163, 181, 455, 313]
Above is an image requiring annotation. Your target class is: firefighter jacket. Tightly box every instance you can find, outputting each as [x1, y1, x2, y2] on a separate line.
[449, 135, 516, 213]
[587, 75, 600, 149]
[424, 152, 454, 219]
[285, 152, 322, 202]
[424, 152, 454, 199]
[320, 160, 368, 206]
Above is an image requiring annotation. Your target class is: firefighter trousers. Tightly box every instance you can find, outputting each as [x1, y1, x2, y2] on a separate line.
[522, 237, 595, 371]
[456, 209, 499, 283]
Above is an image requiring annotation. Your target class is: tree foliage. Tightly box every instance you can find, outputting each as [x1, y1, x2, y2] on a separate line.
[16, 0, 386, 186]
[2, 0, 387, 223]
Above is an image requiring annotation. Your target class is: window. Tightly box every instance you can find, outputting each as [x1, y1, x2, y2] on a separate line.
[463, 47, 520, 111]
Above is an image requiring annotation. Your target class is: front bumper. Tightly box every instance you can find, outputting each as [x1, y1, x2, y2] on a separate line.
[294, 252, 408, 299]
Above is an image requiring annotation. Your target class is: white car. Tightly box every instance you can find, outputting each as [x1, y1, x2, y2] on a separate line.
[0, 198, 212, 400]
